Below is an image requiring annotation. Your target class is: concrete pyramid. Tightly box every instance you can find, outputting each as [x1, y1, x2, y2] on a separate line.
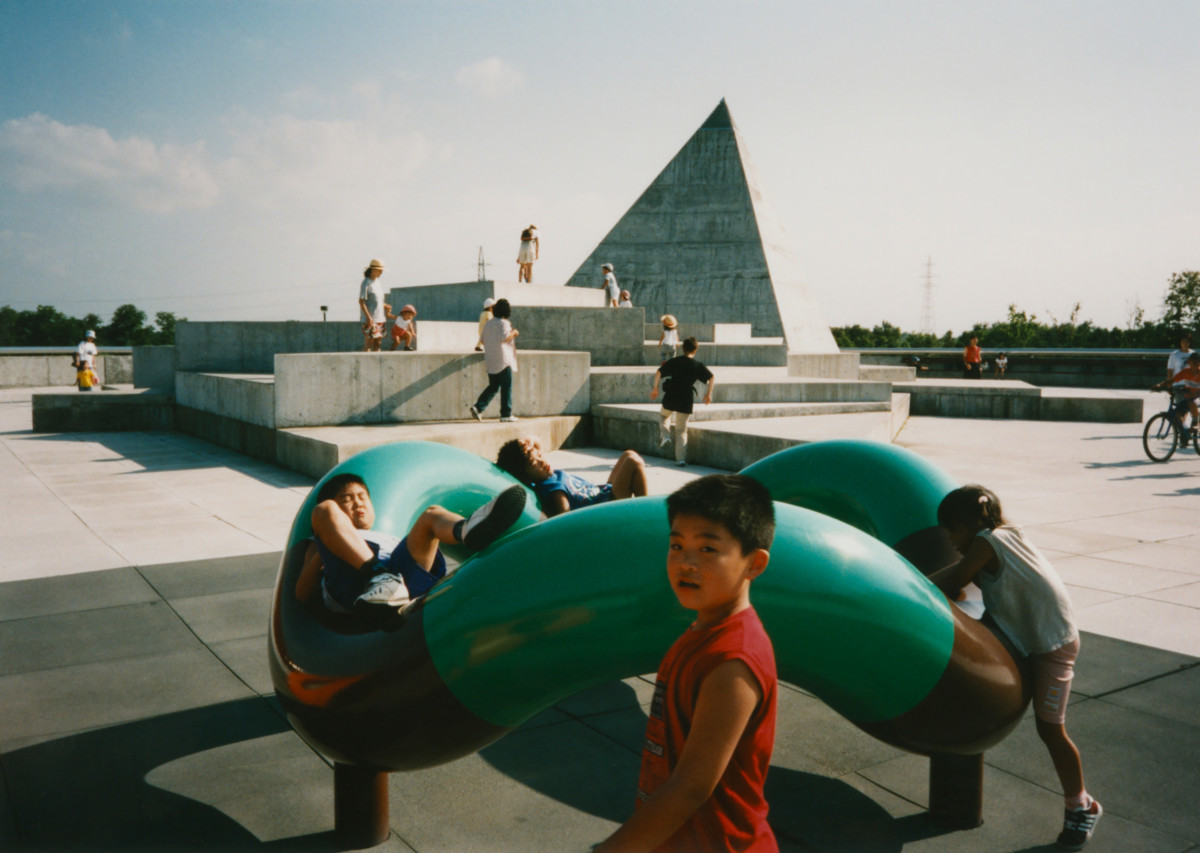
[565, 99, 839, 353]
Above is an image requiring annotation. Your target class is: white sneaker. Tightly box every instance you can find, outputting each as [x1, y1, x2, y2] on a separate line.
[676, 459, 687, 467]
[461, 485, 527, 550]
[659, 434, 671, 447]
[500, 415, 519, 422]
[355, 573, 411, 608]
[468, 404, 483, 421]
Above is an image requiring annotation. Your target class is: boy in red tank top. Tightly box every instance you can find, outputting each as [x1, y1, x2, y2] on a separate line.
[597, 474, 778, 852]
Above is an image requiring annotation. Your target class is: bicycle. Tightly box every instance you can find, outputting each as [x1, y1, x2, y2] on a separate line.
[1142, 389, 1200, 462]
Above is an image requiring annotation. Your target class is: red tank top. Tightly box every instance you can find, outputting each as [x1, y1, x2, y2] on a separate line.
[637, 606, 778, 852]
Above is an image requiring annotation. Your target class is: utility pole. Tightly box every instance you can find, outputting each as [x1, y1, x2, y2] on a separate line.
[919, 257, 936, 336]
[477, 246, 490, 282]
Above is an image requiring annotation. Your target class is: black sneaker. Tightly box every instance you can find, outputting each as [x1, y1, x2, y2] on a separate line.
[1056, 800, 1102, 850]
[461, 485, 526, 550]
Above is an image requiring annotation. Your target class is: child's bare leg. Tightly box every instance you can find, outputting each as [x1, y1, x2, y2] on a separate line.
[405, 505, 463, 570]
[607, 450, 648, 499]
[1188, 400, 1198, 429]
[1036, 718, 1085, 801]
[311, 501, 375, 567]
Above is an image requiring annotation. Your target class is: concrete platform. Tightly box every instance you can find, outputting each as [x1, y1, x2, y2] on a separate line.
[590, 365, 894, 406]
[2, 388, 1198, 851]
[31, 386, 175, 432]
[896, 379, 1144, 423]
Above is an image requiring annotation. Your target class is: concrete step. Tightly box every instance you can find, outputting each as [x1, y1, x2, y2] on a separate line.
[859, 364, 916, 382]
[642, 341, 787, 367]
[592, 400, 893, 424]
[590, 365, 893, 405]
[276, 415, 587, 479]
[593, 394, 910, 470]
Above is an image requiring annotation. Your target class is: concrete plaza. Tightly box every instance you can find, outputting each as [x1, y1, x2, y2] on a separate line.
[0, 386, 1197, 851]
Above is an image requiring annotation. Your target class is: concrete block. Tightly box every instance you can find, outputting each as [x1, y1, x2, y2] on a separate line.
[274, 351, 590, 427]
[788, 352, 862, 379]
[1038, 390, 1143, 423]
[31, 390, 175, 432]
[644, 342, 787, 367]
[175, 373, 275, 427]
[0, 355, 51, 387]
[176, 322, 246, 372]
[274, 354, 383, 427]
[388, 281, 494, 322]
[132, 346, 176, 390]
[102, 354, 132, 384]
[405, 321, 478, 352]
[858, 364, 916, 382]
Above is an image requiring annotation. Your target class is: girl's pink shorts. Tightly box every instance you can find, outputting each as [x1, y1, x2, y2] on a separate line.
[1031, 636, 1080, 724]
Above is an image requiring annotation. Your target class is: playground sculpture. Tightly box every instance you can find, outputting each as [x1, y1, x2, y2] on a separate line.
[269, 440, 1030, 846]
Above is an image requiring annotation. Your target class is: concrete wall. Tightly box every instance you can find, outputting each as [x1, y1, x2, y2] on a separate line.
[788, 353, 862, 379]
[273, 350, 591, 428]
[388, 280, 604, 323]
[643, 322, 754, 343]
[643, 342, 786, 367]
[0, 352, 131, 387]
[509, 306, 645, 366]
[854, 348, 1165, 389]
[176, 321, 361, 373]
[896, 382, 1143, 423]
[132, 346, 176, 390]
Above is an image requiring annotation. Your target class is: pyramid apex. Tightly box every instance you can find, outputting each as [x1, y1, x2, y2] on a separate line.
[700, 99, 734, 130]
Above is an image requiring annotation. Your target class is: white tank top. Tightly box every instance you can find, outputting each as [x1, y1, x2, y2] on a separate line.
[975, 526, 1077, 656]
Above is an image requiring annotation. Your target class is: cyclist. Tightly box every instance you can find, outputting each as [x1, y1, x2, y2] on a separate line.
[1153, 351, 1200, 435]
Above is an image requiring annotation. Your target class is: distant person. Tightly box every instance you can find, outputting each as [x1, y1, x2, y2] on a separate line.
[657, 314, 680, 364]
[618, 289, 633, 308]
[475, 297, 495, 352]
[994, 352, 1008, 379]
[928, 485, 1101, 851]
[295, 473, 526, 628]
[387, 304, 418, 351]
[601, 263, 620, 307]
[596, 474, 777, 853]
[73, 329, 98, 381]
[517, 224, 539, 282]
[962, 335, 982, 379]
[651, 336, 714, 467]
[496, 436, 647, 518]
[470, 298, 520, 423]
[1167, 332, 1192, 379]
[905, 354, 929, 372]
[75, 358, 98, 393]
[359, 259, 388, 352]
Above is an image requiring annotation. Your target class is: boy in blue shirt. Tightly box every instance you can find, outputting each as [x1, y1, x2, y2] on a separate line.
[496, 436, 647, 518]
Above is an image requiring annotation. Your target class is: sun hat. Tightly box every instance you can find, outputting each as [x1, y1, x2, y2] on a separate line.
[400, 304, 417, 317]
[84, 330, 96, 338]
[483, 297, 496, 309]
[367, 259, 386, 270]
[620, 290, 630, 299]
[661, 314, 678, 329]
[602, 263, 613, 271]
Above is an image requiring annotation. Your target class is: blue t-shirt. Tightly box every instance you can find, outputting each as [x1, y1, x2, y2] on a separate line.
[315, 530, 446, 612]
[533, 469, 614, 511]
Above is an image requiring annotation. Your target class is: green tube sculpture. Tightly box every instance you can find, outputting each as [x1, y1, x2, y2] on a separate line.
[269, 440, 1028, 772]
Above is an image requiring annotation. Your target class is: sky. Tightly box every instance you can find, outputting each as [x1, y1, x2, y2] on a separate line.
[1, 0, 1197, 335]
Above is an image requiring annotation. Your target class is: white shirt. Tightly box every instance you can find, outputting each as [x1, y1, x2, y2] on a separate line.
[482, 317, 516, 374]
[75, 340, 97, 368]
[976, 526, 1077, 656]
[1168, 349, 1192, 376]
[359, 277, 385, 323]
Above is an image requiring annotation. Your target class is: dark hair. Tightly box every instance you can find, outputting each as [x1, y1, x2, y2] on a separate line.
[317, 472, 368, 503]
[937, 484, 1007, 531]
[682, 336, 699, 354]
[492, 298, 512, 319]
[667, 474, 775, 554]
[496, 439, 531, 482]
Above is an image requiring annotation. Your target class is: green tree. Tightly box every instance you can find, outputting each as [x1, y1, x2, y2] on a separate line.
[1160, 271, 1200, 333]
[151, 311, 184, 344]
[103, 303, 153, 345]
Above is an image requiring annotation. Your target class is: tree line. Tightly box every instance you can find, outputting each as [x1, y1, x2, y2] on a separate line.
[833, 270, 1200, 350]
[0, 304, 184, 347]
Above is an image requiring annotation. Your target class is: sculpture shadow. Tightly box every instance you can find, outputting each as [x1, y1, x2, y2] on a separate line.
[1, 697, 335, 851]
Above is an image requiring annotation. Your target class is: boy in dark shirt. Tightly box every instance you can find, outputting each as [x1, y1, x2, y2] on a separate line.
[651, 336, 715, 467]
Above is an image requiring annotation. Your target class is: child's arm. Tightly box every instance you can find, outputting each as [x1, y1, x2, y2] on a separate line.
[597, 660, 762, 852]
[926, 536, 998, 597]
[504, 327, 520, 343]
[385, 304, 396, 320]
[658, 331, 665, 345]
[295, 542, 324, 603]
[541, 491, 570, 518]
[650, 368, 663, 400]
[702, 376, 715, 406]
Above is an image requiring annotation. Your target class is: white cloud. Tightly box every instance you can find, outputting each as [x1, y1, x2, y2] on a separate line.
[455, 58, 525, 97]
[0, 107, 430, 217]
[0, 114, 219, 213]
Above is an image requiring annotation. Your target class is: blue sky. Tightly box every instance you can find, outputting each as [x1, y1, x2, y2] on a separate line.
[1, 0, 1196, 334]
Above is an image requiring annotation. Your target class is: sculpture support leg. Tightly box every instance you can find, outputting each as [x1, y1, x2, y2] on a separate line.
[927, 752, 984, 828]
[334, 763, 390, 848]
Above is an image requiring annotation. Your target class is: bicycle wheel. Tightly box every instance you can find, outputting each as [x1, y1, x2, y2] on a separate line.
[1143, 413, 1178, 462]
